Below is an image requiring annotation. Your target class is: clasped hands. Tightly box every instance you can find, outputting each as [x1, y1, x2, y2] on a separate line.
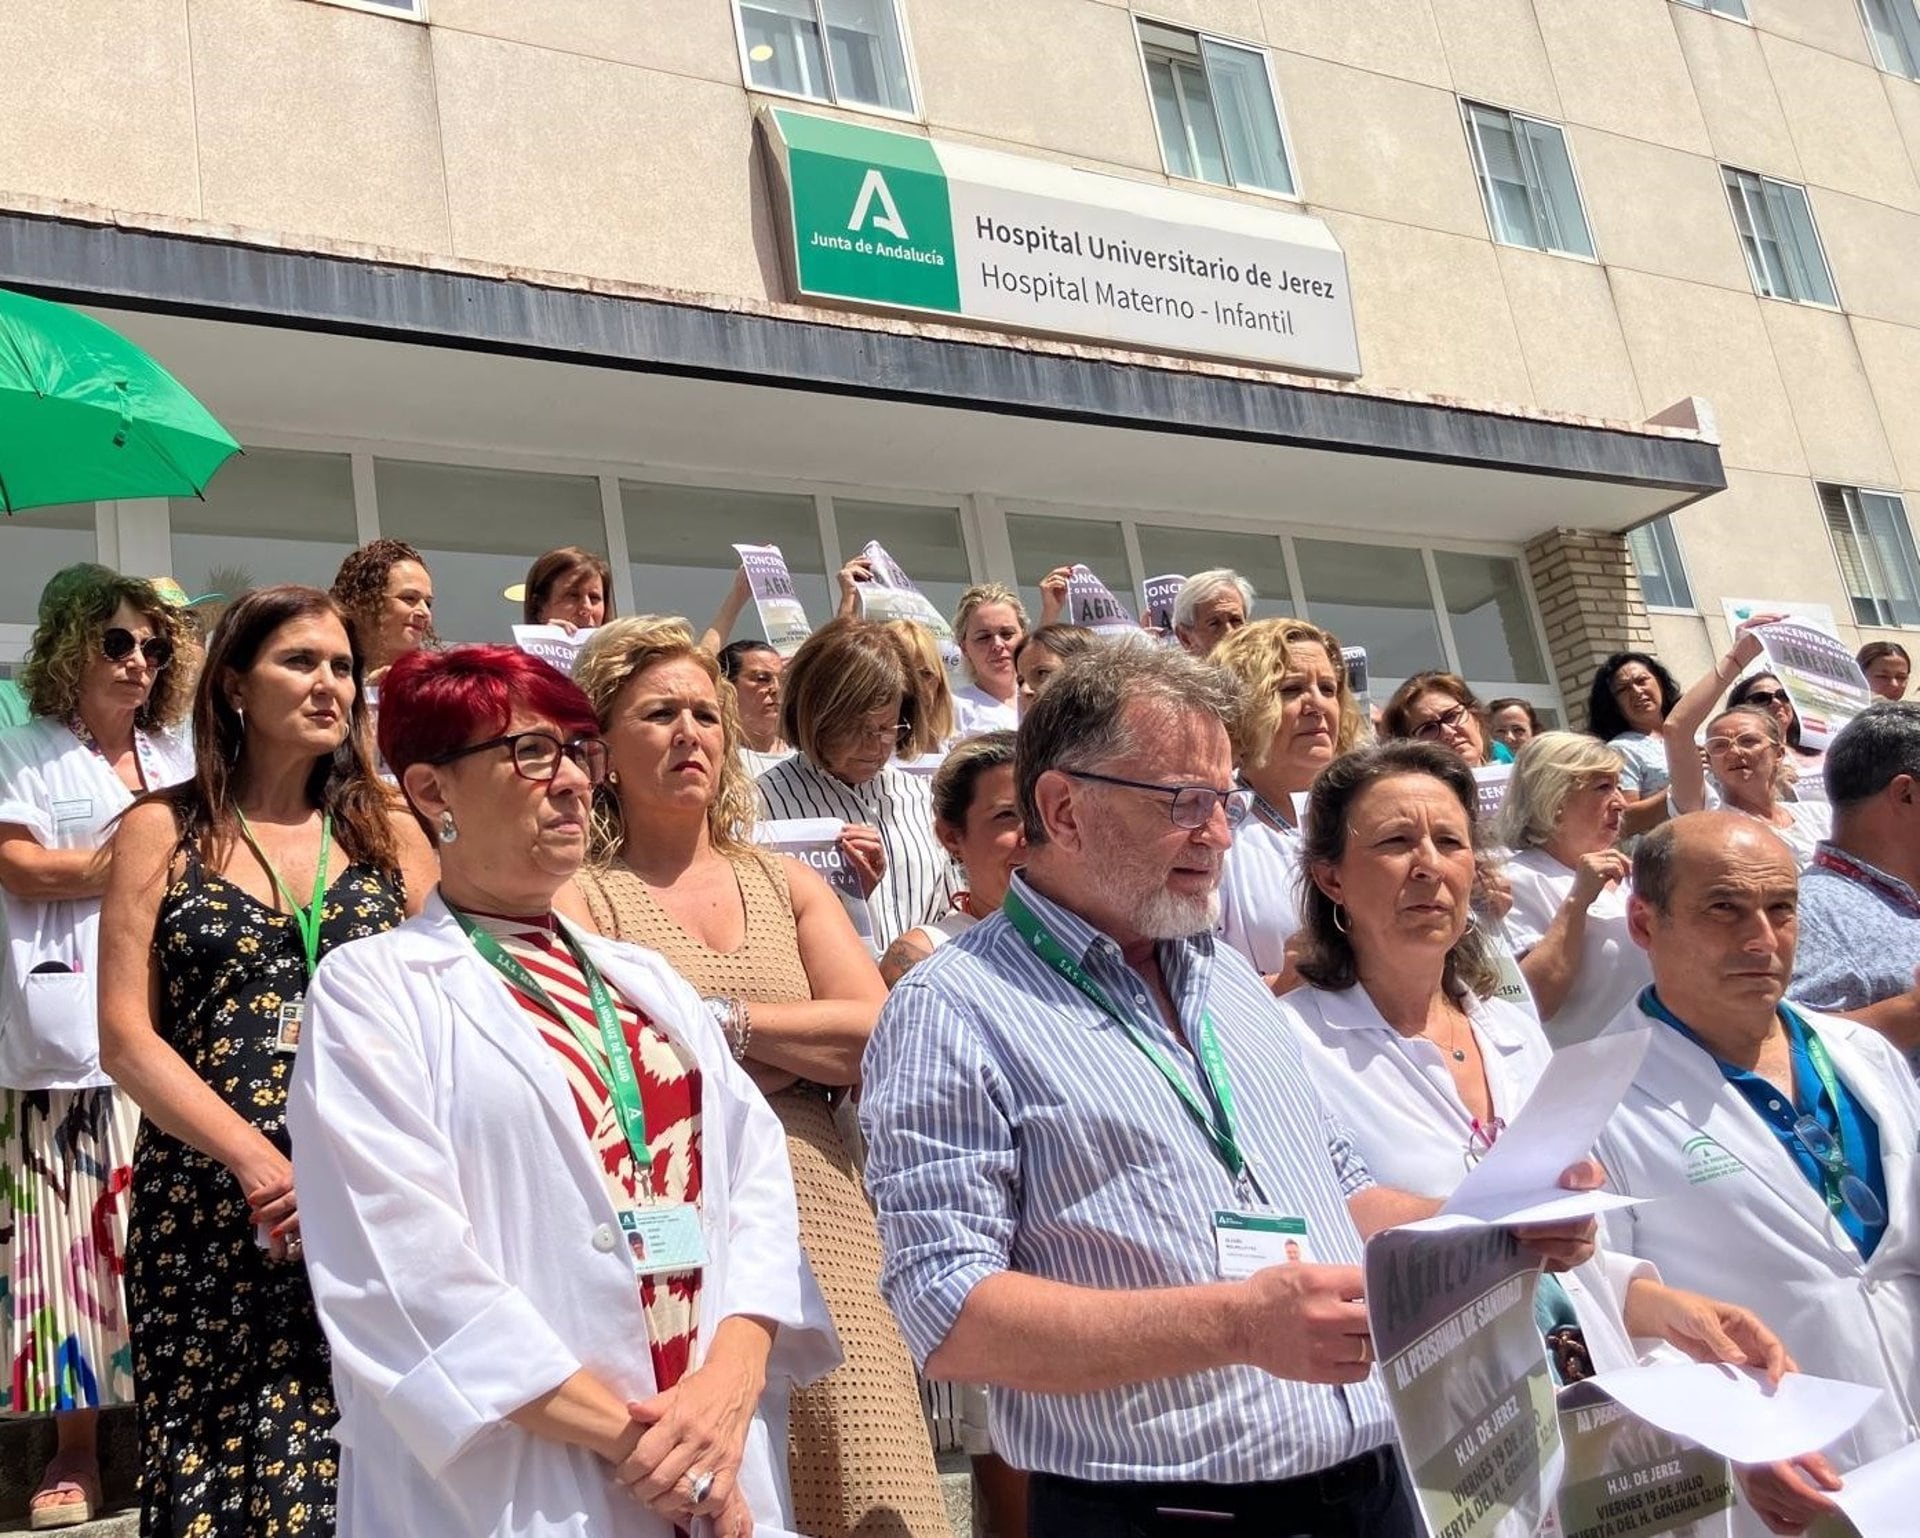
[602, 1358, 759, 1538]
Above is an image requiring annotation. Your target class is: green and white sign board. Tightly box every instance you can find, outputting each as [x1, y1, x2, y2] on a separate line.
[762, 108, 1361, 378]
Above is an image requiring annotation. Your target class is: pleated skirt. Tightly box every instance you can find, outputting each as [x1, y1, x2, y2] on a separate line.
[0, 1086, 138, 1412]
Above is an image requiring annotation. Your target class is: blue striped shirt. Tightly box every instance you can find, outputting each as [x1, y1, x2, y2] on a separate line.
[859, 872, 1395, 1482]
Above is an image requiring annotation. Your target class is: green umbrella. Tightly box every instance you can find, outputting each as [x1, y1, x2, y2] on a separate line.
[0, 286, 240, 514]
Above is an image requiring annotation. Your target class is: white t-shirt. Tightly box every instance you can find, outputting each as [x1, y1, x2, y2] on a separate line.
[1218, 813, 1304, 977]
[0, 717, 195, 1089]
[951, 683, 1018, 739]
[1502, 847, 1653, 1049]
[1609, 731, 1670, 798]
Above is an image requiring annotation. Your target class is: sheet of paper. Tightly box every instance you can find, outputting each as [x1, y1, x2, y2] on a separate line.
[1827, 1441, 1920, 1537]
[1584, 1363, 1880, 1466]
[510, 623, 593, 677]
[1442, 1029, 1651, 1223]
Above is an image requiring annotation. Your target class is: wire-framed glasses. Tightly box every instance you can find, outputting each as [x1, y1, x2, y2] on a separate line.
[1064, 769, 1254, 830]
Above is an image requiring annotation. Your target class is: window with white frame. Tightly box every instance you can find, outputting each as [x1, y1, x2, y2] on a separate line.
[1674, 0, 1748, 18]
[1137, 22, 1296, 198]
[309, 0, 426, 18]
[0, 504, 96, 631]
[1463, 102, 1595, 258]
[1821, 484, 1920, 628]
[737, 0, 915, 115]
[1861, 0, 1920, 77]
[1627, 517, 1695, 610]
[1723, 167, 1838, 306]
[170, 448, 359, 602]
[623, 482, 832, 636]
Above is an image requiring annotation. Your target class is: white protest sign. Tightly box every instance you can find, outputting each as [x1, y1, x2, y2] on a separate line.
[1551, 1380, 1734, 1538]
[752, 818, 877, 952]
[1583, 1364, 1880, 1468]
[1342, 645, 1371, 714]
[1141, 573, 1183, 640]
[511, 624, 594, 677]
[1367, 1224, 1562, 1538]
[854, 541, 962, 671]
[1753, 621, 1873, 750]
[1721, 598, 1839, 641]
[1065, 564, 1136, 634]
[1474, 762, 1514, 827]
[734, 543, 814, 658]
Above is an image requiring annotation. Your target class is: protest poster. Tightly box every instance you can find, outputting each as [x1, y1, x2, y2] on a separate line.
[1720, 598, 1839, 641]
[1366, 1224, 1561, 1538]
[751, 818, 876, 951]
[1552, 1381, 1733, 1538]
[511, 623, 593, 677]
[1752, 621, 1873, 750]
[733, 543, 814, 657]
[1066, 564, 1137, 634]
[1474, 762, 1514, 825]
[854, 541, 963, 670]
[1141, 573, 1184, 639]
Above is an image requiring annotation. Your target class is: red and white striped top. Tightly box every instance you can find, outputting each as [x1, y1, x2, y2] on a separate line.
[469, 913, 704, 1390]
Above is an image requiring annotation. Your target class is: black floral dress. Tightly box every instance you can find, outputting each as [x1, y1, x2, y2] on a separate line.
[127, 845, 404, 1538]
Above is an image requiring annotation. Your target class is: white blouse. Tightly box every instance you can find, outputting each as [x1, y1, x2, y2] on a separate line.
[1501, 847, 1652, 1049]
[951, 683, 1018, 739]
[1218, 813, 1304, 977]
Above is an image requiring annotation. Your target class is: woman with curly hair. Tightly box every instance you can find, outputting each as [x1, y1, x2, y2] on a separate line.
[562, 616, 952, 1538]
[0, 564, 196, 1527]
[329, 538, 435, 685]
[98, 584, 435, 1535]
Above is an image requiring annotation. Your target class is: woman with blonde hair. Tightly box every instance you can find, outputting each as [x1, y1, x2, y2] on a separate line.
[563, 616, 953, 1538]
[883, 619, 956, 751]
[949, 583, 1027, 736]
[1496, 732, 1651, 1046]
[755, 618, 954, 950]
[1663, 625, 1830, 868]
[1212, 618, 1361, 992]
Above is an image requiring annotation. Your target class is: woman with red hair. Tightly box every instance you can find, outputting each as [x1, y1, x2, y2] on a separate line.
[287, 645, 836, 1538]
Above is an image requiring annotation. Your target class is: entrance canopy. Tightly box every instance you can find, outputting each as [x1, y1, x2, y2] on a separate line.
[0, 212, 1723, 542]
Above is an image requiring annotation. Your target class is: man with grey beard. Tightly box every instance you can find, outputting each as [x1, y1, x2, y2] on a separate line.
[860, 645, 1595, 1537]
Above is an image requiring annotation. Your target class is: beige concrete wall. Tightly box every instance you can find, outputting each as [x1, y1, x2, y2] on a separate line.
[2, 0, 1918, 701]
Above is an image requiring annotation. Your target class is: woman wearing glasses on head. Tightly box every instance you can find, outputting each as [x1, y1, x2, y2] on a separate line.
[97, 583, 436, 1535]
[1663, 625, 1832, 870]
[754, 619, 954, 951]
[285, 644, 835, 1538]
[1273, 743, 1787, 1523]
[0, 565, 195, 1528]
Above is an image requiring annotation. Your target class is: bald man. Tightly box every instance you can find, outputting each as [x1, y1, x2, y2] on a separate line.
[1594, 813, 1920, 1536]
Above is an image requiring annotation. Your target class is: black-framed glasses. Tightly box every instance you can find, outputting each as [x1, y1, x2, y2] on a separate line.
[429, 730, 610, 786]
[1791, 1115, 1887, 1229]
[1410, 704, 1473, 741]
[1741, 689, 1791, 708]
[101, 628, 173, 668]
[1064, 769, 1253, 830]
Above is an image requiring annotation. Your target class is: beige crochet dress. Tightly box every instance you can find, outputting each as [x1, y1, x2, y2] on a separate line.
[577, 857, 953, 1538]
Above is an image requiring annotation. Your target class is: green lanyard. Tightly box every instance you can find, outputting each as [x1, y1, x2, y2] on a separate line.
[1796, 1015, 1851, 1215]
[1004, 885, 1253, 1194]
[453, 909, 652, 1173]
[234, 809, 332, 981]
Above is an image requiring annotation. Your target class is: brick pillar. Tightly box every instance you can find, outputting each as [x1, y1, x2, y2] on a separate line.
[1525, 528, 1657, 731]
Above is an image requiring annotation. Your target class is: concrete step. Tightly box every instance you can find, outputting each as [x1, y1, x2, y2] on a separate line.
[0, 1410, 138, 1526]
[0, 1512, 137, 1536]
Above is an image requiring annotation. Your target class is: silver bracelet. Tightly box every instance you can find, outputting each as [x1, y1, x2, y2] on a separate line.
[729, 997, 753, 1063]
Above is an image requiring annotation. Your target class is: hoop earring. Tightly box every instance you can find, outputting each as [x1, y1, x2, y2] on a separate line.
[1331, 903, 1350, 935]
[438, 810, 459, 846]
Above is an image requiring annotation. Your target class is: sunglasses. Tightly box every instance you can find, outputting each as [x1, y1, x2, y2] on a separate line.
[101, 628, 174, 668]
[1740, 689, 1791, 708]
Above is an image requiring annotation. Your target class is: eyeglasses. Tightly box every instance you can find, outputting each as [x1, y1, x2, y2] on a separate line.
[1410, 704, 1473, 741]
[846, 720, 914, 748]
[1741, 689, 1791, 709]
[1464, 1116, 1507, 1170]
[101, 628, 174, 668]
[1791, 1116, 1887, 1229]
[1064, 769, 1254, 830]
[1704, 732, 1773, 757]
[429, 729, 610, 785]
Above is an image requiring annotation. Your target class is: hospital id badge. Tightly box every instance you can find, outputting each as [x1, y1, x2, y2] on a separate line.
[1213, 1210, 1312, 1279]
[274, 997, 304, 1055]
[620, 1204, 707, 1277]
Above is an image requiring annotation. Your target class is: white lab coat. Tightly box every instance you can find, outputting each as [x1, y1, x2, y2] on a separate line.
[1596, 999, 1920, 1487]
[0, 717, 193, 1089]
[288, 894, 840, 1538]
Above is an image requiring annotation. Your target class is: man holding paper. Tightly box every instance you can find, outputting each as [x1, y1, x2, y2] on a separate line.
[1597, 812, 1920, 1534]
[861, 645, 1598, 1537]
